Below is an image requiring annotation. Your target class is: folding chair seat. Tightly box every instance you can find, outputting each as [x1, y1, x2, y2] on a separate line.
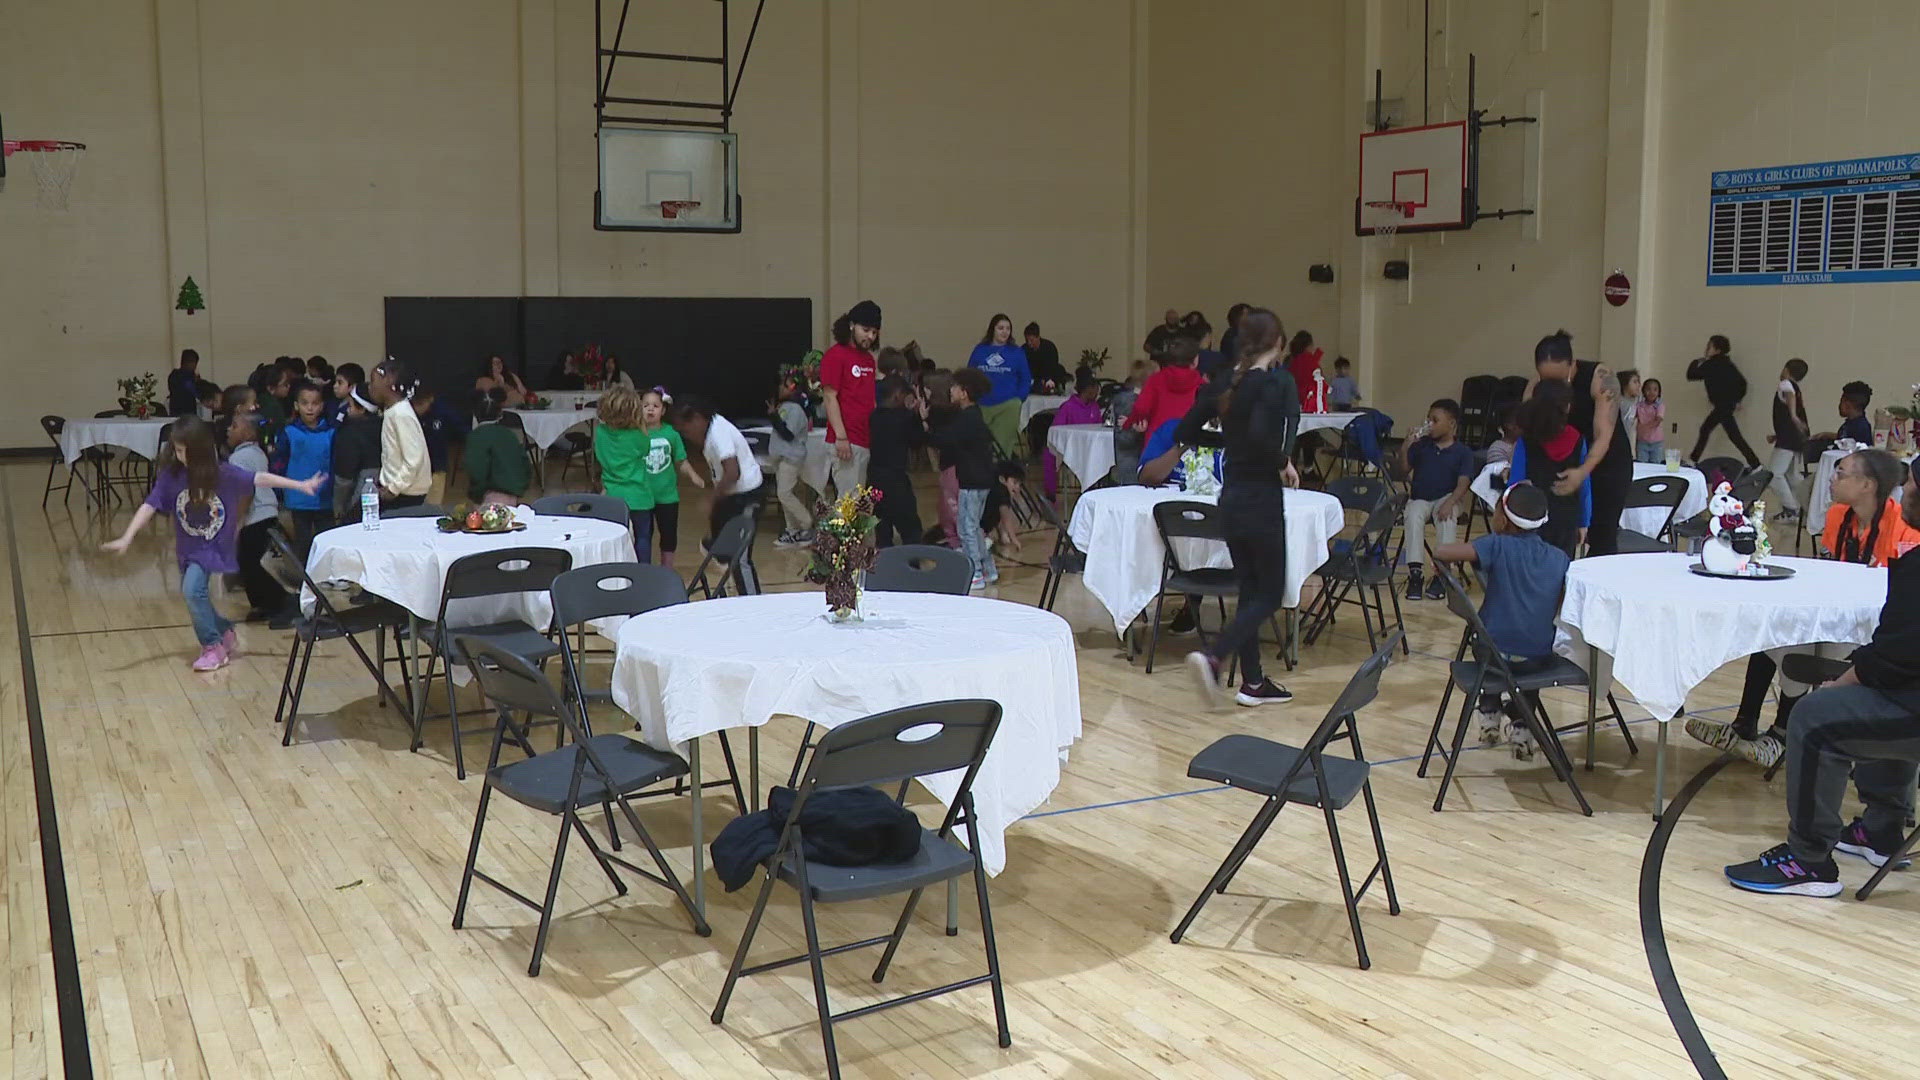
[451, 639, 709, 977]
[267, 528, 411, 745]
[689, 506, 762, 600]
[1171, 634, 1402, 969]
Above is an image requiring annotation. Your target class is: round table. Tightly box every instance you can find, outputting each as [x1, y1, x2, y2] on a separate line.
[1019, 394, 1070, 428]
[745, 425, 831, 490]
[1066, 485, 1346, 637]
[610, 590, 1082, 883]
[57, 416, 172, 464]
[1471, 459, 1708, 538]
[1046, 423, 1115, 488]
[1555, 552, 1886, 813]
[538, 390, 606, 412]
[1297, 411, 1363, 435]
[506, 407, 597, 449]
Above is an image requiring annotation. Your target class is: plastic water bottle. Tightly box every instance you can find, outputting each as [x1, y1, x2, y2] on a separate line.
[359, 476, 381, 531]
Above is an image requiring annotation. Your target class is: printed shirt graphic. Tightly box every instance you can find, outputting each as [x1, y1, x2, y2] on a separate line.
[145, 462, 257, 573]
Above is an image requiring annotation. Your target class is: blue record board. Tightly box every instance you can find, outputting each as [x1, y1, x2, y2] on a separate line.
[1708, 152, 1920, 286]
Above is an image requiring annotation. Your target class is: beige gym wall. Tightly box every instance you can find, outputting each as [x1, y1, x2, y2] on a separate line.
[1, 0, 1148, 447]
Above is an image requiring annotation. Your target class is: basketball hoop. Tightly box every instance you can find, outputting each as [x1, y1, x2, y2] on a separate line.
[2, 139, 85, 210]
[1364, 199, 1414, 239]
[658, 199, 702, 220]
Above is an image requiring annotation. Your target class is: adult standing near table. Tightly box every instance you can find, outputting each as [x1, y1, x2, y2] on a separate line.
[969, 313, 1032, 460]
[1724, 462, 1920, 897]
[370, 357, 432, 510]
[1685, 333, 1761, 467]
[1183, 307, 1301, 709]
[168, 349, 202, 417]
[821, 300, 881, 496]
[1022, 322, 1068, 388]
[1532, 329, 1632, 556]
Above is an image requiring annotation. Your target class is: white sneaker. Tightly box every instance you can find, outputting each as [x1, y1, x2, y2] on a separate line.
[773, 530, 803, 548]
[1478, 708, 1504, 747]
[969, 574, 986, 592]
[1186, 651, 1228, 711]
[1507, 720, 1536, 761]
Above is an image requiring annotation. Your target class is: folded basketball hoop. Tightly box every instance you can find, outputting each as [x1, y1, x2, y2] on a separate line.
[658, 199, 702, 220]
[1, 139, 85, 210]
[1364, 199, 1414, 239]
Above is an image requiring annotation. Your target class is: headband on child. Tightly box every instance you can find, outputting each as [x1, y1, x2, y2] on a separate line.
[1501, 486, 1549, 531]
[350, 388, 377, 412]
[651, 385, 673, 404]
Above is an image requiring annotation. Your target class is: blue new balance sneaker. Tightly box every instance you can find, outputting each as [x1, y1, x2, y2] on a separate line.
[1725, 843, 1842, 897]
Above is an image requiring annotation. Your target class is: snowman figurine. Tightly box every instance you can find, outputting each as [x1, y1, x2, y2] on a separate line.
[1701, 481, 1761, 574]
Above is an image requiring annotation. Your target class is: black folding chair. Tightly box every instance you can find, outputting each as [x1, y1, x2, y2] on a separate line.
[689, 507, 761, 600]
[1170, 632, 1402, 969]
[711, 700, 1010, 1080]
[40, 415, 108, 509]
[868, 544, 972, 595]
[267, 528, 412, 745]
[1418, 569, 1631, 815]
[531, 492, 627, 525]
[1618, 473, 1688, 550]
[1300, 495, 1408, 656]
[1030, 494, 1085, 612]
[1141, 501, 1239, 674]
[451, 638, 709, 977]
[411, 546, 575, 779]
[549, 562, 747, 819]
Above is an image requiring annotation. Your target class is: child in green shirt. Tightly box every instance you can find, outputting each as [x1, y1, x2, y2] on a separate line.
[464, 388, 532, 503]
[597, 386, 703, 566]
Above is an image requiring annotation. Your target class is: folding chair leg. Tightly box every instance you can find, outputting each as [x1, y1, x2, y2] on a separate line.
[711, 865, 780, 1023]
[611, 796, 710, 935]
[1358, 585, 1378, 654]
[972, 849, 1012, 1047]
[787, 722, 818, 788]
[1431, 679, 1483, 812]
[1144, 591, 1167, 673]
[527, 812, 576, 977]
[1170, 795, 1283, 944]
[1608, 694, 1639, 754]
[871, 885, 926, 983]
[569, 812, 628, 897]
[451, 784, 495, 930]
[1529, 698, 1594, 816]
[793, 863, 843, 1080]
[716, 732, 748, 812]
[1856, 826, 1920, 900]
[1386, 584, 1409, 655]
[1417, 673, 1461, 778]
[273, 633, 302, 729]
[1213, 797, 1286, 896]
[1359, 783, 1400, 915]
[281, 637, 319, 746]
[1320, 792, 1371, 970]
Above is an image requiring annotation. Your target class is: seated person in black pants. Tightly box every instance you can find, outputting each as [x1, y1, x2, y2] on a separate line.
[1725, 460, 1920, 897]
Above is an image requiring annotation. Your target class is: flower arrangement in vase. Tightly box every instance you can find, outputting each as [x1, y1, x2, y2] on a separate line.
[1883, 383, 1920, 447]
[569, 344, 614, 389]
[116, 372, 160, 418]
[804, 485, 881, 621]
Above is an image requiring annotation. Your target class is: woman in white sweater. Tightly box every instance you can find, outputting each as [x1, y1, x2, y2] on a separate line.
[370, 357, 433, 509]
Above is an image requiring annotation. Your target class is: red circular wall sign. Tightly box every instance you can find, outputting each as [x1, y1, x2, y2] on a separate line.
[1603, 271, 1632, 307]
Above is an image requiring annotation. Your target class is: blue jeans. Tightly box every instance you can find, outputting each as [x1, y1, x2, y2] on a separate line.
[181, 563, 233, 647]
[956, 487, 996, 582]
[1636, 441, 1665, 464]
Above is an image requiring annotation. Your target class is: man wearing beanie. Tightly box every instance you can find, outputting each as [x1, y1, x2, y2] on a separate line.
[821, 300, 882, 496]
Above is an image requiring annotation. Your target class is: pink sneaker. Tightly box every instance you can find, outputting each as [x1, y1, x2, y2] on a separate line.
[191, 644, 229, 672]
[220, 628, 239, 658]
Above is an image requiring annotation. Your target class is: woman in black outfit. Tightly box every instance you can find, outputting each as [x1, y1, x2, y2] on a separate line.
[1185, 308, 1302, 708]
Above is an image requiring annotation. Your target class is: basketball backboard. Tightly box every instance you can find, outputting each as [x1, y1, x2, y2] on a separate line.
[596, 127, 740, 233]
[1356, 121, 1468, 236]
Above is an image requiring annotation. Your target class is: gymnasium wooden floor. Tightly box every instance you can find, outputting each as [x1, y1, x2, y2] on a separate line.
[3, 458, 1914, 1078]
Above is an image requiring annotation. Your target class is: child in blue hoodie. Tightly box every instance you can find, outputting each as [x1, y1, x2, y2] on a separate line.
[968, 313, 1032, 460]
[276, 381, 337, 554]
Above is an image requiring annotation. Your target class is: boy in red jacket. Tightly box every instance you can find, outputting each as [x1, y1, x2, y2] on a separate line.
[1124, 334, 1204, 435]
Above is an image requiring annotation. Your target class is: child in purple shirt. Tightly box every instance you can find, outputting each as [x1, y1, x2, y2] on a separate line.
[102, 416, 324, 671]
[1042, 372, 1108, 499]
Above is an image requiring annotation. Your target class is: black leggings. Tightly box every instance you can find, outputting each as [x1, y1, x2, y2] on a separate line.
[1582, 459, 1633, 556]
[708, 491, 759, 546]
[1689, 405, 1761, 466]
[630, 502, 681, 562]
[1205, 481, 1287, 687]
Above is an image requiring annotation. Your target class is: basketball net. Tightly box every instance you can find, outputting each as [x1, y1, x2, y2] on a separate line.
[1364, 199, 1414, 240]
[659, 199, 703, 220]
[2, 140, 85, 211]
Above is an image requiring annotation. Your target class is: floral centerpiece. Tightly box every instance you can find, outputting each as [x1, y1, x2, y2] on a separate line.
[117, 372, 160, 418]
[568, 344, 614, 389]
[1884, 383, 1920, 446]
[804, 485, 881, 621]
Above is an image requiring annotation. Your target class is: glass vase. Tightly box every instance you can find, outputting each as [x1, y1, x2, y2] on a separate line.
[825, 572, 867, 623]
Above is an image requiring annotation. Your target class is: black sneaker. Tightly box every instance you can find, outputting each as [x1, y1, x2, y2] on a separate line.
[1168, 603, 1197, 635]
[1425, 575, 1447, 601]
[1235, 679, 1294, 707]
[1404, 568, 1425, 602]
[1725, 843, 1842, 897]
[1835, 817, 1913, 869]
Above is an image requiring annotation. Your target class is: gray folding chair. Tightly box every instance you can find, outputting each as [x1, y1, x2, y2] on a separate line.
[266, 528, 411, 745]
[1170, 633, 1402, 969]
[1621, 473, 1688, 549]
[1030, 493, 1085, 612]
[689, 506, 762, 600]
[450, 638, 709, 977]
[711, 700, 1009, 1080]
[868, 545, 972, 595]
[1141, 501, 1239, 674]
[532, 492, 628, 526]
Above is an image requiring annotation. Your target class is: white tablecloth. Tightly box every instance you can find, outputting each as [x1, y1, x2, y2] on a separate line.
[1065, 486, 1347, 636]
[301, 507, 635, 626]
[1047, 423, 1115, 487]
[1298, 411, 1363, 434]
[538, 390, 605, 412]
[1555, 553, 1885, 721]
[609, 591, 1082, 875]
[745, 425, 832, 489]
[1471, 460, 1708, 537]
[506, 408, 597, 449]
[1020, 395, 1070, 427]
[57, 417, 172, 464]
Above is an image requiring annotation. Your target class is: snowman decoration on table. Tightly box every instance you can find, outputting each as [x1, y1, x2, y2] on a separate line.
[1701, 481, 1765, 575]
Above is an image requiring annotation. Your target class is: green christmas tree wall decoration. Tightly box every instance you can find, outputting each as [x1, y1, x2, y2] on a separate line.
[175, 276, 204, 315]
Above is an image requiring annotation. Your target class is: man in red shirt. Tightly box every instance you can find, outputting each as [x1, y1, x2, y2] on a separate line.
[821, 299, 882, 496]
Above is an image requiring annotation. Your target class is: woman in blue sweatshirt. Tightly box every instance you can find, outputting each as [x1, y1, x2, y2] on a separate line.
[968, 313, 1032, 460]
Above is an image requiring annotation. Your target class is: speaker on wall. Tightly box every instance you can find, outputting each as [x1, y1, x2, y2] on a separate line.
[1383, 260, 1410, 280]
[1308, 263, 1335, 284]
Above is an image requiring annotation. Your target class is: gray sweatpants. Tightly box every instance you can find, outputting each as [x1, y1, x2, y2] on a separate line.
[1786, 682, 1920, 862]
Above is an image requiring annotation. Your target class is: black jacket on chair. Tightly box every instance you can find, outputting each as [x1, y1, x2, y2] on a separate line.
[710, 785, 924, 892]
